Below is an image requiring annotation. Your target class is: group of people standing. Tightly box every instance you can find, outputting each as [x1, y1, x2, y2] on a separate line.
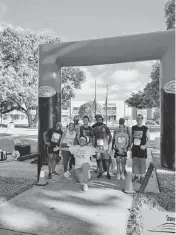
[43, 113, 150, 191]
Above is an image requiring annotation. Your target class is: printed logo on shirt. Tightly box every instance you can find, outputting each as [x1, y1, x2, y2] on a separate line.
[97, 139, 104, 146]
[133, 130, 143, 146]
[51, 132, 61, 143]
[133, 130, 143, 139]
[118, 137, 126, 144]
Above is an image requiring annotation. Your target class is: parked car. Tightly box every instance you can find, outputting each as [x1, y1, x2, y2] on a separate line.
[145, 120, 157, 126]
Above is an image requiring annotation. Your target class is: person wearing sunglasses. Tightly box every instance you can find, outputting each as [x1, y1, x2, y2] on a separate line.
[130, 114, 150, 184]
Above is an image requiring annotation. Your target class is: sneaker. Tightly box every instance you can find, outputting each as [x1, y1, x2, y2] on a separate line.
[117, 174, 121, 180]
[88, 171, 92, 180]
[64, 171, 71, 178]
[48, 174, 52, 179]
[121, 173, 125, 180]
[132, 175, 139, 183]
[82, 183, 88, 191]
[97, 172, 102, 178]
[106, 172, 111, 180]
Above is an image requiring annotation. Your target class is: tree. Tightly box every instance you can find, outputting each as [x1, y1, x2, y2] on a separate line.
[0, 25, 86, 127]
[165, 0, 175, 30]
[78, 101, 103, 122]
[153, 109, 160, 121]
[125, 0, 175, 109]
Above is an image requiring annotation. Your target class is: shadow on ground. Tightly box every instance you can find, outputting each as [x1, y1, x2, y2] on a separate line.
[0, 167, 131, 235]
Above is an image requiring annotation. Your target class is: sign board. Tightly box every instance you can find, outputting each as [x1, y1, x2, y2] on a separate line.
[164, 80, 176, 94]
[142, 210, 175, 234]
[39, 86, 56, 98]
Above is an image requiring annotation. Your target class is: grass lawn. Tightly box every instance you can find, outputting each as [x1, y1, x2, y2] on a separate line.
[126, 153, 175, 235]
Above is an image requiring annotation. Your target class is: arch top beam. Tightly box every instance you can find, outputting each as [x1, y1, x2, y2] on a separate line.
[40, 29, 175, 67]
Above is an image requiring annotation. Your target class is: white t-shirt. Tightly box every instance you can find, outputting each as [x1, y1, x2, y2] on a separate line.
[69, 145, 96, 169]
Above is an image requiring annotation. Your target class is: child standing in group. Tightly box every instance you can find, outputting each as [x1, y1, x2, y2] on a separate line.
[112, 119, 129, 180]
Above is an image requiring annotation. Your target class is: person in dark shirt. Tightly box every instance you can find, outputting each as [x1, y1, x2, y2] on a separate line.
[92, 114, 112, 179]
[79, 116, 93, 145]
[130, 114, 150, 184]
[43, 122, 63, 179]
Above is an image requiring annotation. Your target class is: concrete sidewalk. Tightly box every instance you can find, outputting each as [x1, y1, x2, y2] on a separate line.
[0, 148, 160, 235]
[0, 164, 132, 235]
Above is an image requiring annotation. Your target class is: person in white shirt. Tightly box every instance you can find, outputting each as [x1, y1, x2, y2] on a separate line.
[60, 122, 77, 178]
[55, 136, 109, 191]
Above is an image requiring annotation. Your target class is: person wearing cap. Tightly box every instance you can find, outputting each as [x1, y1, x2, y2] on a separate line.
[43, 122, 63, 179]
[54, 136, 110, 191]
[112, 118, 130, 180]
[92, 114, 112, 179]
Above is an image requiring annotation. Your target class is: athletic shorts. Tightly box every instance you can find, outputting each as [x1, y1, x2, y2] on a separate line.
[114, 149, 127, 158]
[96, 146, 111, 160]
[132, 157, 146, 174]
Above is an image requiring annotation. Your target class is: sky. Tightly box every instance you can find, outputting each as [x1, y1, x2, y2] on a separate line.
[0, 0, 166, 102]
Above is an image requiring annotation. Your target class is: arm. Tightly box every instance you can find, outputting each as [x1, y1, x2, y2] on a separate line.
[123, 134, 129, 150]
[53, 146, 70, 152]
[60, 130, 66, 145]
[111, 130, 115, 150]
[141, 129, 150, 149]
[43, 131, 50, 146]
[108, 130, 112, 145]
[92, 128, 96, 147]
[129, 127, 133, 149]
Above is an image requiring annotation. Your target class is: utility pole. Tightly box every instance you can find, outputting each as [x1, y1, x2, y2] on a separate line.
[95, 78, 97, 116]
[105, 85, 108, 125]
[0, 92, 2, 128]
[70, 96, 72, 122]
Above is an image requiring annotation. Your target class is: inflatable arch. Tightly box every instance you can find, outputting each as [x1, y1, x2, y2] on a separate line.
[38, 30, 175, 180]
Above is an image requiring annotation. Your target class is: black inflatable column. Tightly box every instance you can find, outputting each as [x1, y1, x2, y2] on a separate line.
[37, 45, 62, 180]
[160, 44, 175, 170]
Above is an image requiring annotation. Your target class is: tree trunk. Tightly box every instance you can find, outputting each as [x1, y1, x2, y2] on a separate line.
[33, 108, 38, 127]
[27, 109, 33, 127]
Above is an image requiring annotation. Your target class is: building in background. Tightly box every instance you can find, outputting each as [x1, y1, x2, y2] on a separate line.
[1, 101, 159, 127]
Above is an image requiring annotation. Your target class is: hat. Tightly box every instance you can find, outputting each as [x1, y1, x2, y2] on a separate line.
[95, 114, 103, 119]
[119, 118, 125, 124]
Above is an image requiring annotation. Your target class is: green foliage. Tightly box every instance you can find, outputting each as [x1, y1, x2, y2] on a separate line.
[125, 0, 174, 109]
[153, 109, 160, 121]
[78, 101, 103, 122]
[0, 25, 86, 126]
[165, 0, 175, 30]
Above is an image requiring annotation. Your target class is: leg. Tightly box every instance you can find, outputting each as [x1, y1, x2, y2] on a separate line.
[75, 163, 91, 191]
[69, 154, 75, 171]
[102, 153, 111, 179]
[62, 150, 71, 178]
[132, 157, 140, 182]
[48, 153, 53, 179]
[116, 156, 121, 180]
[52, 153, 59, 175]
[121, 157, 126, 180]
[139, 158, 147, 183]
[97, 158, 103, 178]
